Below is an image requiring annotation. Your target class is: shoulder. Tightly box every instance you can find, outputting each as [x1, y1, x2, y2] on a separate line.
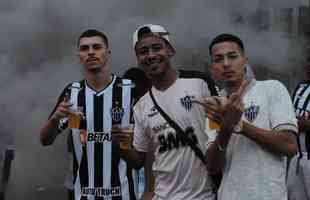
[178, 69, 219, 96]
[257, 79, 287, 91]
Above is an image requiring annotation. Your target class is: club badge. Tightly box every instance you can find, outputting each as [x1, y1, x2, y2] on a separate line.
[180, 95, 195, 111]
[110, 102, 124, 122]
[244, 102, 260, 123]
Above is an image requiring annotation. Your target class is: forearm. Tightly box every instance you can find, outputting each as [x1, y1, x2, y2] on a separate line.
[206, 127, 233, 173]
[120, 148, 145, 169]
[241, 122, 297, 156]
[40, 118, 61, 146]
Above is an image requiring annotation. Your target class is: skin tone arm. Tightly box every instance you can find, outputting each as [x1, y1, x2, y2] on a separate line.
[111, 127, 146, 169]
[205, 80, 297, 173]
[240, 123, 297, 157]
[205, 81, 246, 173]
[40, 96, 73, 146]
[141, 149, 155, 200]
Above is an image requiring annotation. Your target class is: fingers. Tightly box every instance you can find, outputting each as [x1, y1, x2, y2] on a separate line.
[236, 79, 250, 97]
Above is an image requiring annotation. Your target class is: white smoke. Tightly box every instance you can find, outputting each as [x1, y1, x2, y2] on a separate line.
[1, 0, 307, 199]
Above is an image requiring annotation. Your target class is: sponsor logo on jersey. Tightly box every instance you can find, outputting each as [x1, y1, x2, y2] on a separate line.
[110, 105, 124, 122]
[148, 106, 159, 118]
[81, 186, 121, 197]
[244, 102, 259, 122]
[157, 126, 197, 153]
[180, 95, 195, 111]
[87, 132, 112, 142]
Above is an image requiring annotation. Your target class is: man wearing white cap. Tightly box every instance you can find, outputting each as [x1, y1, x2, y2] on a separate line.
[123, 24, 217, 200]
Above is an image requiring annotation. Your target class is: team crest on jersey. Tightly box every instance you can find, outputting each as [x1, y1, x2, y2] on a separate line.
[110, 104, 124, 122]
[244, 102, 260, 122]
[180, 95, 195, 111]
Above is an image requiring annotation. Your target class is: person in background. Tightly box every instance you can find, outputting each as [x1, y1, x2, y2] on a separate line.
[287, 58, 310, 200]
[0, 130, 14, 200]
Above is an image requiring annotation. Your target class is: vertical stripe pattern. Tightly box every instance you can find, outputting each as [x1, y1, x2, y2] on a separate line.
[68, 77, 138, 200]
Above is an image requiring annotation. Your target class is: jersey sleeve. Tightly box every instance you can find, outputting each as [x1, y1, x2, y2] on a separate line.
[268, 80, 298, 134]
[133, 101, 151, 153]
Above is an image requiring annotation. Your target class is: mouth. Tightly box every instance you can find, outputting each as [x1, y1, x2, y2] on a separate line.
[145, 60, 161, 71]
[87, 57, 99, 63]
[222, 71, 235, 79]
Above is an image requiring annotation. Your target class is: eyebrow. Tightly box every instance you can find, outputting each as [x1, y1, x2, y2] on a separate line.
[213, 51, 239, 56]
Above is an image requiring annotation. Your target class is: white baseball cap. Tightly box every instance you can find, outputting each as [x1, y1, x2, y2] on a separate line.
[132, 24, 174, 50]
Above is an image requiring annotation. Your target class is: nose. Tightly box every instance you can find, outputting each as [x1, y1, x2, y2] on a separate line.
[146, 49, 156, 58]
[88, 47, 95, 55]
[223, 56, 230, 67]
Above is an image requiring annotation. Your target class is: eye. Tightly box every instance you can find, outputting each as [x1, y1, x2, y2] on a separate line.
[227, 54, 239, 60]
[213, 56, 224, 63]
[79, 45, 89, 52]
[93, 44, 103, 50]
[151, 44, 163, 52]
[136, 47, 148, 56]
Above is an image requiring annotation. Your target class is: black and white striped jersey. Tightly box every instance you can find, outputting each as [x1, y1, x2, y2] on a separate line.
[292, 80, 310, 156]
[292, 81, 310, 119]
[49, 74, 139, 200]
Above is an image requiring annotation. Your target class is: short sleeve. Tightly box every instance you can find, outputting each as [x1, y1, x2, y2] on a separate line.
[268, 80, 298, 133]
[133, 102, 151, 152]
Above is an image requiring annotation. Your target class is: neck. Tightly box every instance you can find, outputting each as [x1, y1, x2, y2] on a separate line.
[152, 68, 177, 91]
[224, 80, 242, 95]
[84, 67, 112, 91]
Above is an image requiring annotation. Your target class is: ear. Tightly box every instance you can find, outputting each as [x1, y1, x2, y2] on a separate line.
[167, 46, 176, 57]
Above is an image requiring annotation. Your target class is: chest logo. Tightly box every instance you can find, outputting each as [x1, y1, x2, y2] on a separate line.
[110, 105, 124, 122]
[244, 103, 259, 123]
[180, 95, 195, 111]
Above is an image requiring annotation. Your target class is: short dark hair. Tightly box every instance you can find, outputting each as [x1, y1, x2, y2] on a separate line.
[77, 29, 109, 48]
[122, 67, 151, 99]
[209, 33, 244, 55]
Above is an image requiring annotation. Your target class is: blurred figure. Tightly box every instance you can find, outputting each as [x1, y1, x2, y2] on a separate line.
[287, 59, 310, 200]
[205, 33, 298, 200]
[40, 29, 139, 200]
[0, 131, 14, 200]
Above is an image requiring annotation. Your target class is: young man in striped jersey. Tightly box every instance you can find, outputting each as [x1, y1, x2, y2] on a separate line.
[204, 33, 298, 200]
[122, 24, 218, 200]
[40, 29, 139, 200]
[287, 59, 310, 200]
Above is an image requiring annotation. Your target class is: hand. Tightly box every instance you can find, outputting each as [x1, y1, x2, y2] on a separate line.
[220, 80, 249, 132]
[51, 93, 73, 122]
[111, 124, 134, 150]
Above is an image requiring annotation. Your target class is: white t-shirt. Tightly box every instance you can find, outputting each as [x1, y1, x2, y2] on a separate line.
[133, 77, 215, 200]
[218, 79, 298, 200]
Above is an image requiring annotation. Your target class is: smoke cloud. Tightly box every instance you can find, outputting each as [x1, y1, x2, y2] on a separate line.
[1, 0, 307, 199]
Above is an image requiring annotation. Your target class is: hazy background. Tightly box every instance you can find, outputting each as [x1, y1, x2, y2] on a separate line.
[1, 0, 308, 199]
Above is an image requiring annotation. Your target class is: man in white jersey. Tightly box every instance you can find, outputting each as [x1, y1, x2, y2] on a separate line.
[40, 29, 139, 200]
[287, 59, 310, 200]
[204, 33, 298, 200]
[121, 24, 217, 200]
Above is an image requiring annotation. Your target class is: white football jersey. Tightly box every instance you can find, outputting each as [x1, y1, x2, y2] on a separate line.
[218, 79, 298, 200]
[133, 76, 216, 200]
